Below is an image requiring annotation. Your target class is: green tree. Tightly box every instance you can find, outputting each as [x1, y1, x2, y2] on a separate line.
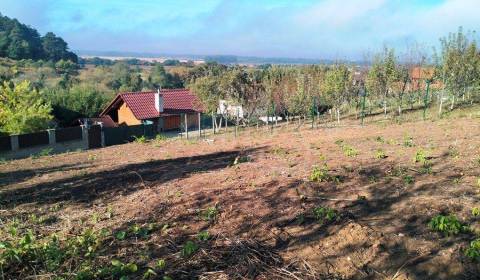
[323, 64, 352, 123]
[41, 32, 78, 62]
[0, 81, 52, 134]
[147, 64, 183, 89]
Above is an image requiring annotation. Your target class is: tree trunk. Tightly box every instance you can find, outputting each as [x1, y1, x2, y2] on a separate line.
[438, 90, 444, 117]
[450, 95, 455, 110]
[336, 108, 340, 124]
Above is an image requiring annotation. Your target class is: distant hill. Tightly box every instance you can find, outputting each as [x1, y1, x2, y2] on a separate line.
[76, 50, 356, 65]
[0, 13, 77, 62]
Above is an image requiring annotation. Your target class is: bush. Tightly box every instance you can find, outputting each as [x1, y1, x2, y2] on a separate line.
[465, 238, 480, 261]
[313, 206, 337, 223]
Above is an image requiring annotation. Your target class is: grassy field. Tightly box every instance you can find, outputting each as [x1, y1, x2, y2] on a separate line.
[1, 110, 480, 279]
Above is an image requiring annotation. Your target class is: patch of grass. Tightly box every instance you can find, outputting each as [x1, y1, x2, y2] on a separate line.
[87, 154, 97, 161]
[31, 147, 53, 159]
[447, 146, 460, 159]
[133, 135, 147, 143]
[428, 214, 467, 236]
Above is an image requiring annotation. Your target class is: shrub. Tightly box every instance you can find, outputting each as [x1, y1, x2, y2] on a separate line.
[472, 207, 480, 217]
[342, 145, 359, 157]
[428, 214, 466, 236]
[403, 175, 415, 185]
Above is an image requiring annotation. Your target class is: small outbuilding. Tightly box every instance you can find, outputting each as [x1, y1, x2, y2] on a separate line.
[99, 89, 202, 132]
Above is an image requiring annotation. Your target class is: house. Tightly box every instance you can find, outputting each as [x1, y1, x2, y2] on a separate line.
[99, 89, 202, 132]
[409, 67, 442, 91]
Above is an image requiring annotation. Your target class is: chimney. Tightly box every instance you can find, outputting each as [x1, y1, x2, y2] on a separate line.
[155, 89, 164, 113]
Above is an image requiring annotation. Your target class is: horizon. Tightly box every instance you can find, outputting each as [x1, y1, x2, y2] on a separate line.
[2, 0, 480, 60]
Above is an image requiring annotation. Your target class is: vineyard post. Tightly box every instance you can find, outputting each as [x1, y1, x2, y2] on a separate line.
[361, 86, 367, 125]
[423, 80, 431, 120]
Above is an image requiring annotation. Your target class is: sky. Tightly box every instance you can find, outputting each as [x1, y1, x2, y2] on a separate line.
[1, 0, 479, 60]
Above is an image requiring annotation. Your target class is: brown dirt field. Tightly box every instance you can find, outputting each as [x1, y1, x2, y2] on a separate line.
[1, 117, 480, 279]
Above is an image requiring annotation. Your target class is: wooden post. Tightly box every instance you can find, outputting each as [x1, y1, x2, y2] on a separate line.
[235, 108, 238, 138]
[198, 112, 201, 138]
[225, 115, 228, 132]
[184, 114, 189, 139]
[212, 112, 215, 134]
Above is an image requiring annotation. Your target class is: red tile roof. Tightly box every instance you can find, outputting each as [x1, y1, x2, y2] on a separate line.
[100, 89, 202, 120]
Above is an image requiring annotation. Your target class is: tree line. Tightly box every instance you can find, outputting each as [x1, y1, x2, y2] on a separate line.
[0, 25, 479, 136]
[0, 13, 77, 62]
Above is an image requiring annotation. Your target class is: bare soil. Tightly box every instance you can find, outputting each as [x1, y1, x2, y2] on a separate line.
[1, 117, 480, 279]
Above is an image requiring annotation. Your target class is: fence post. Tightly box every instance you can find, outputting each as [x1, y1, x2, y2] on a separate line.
[10, 135, 19, 151]
[423, 80, 431, 120]
[184, 114, 189, 139]
[47, 129, 56, 145]
[99, 123, 105, 147]
[212, 113, 216, 134]
[198, 112, 201, 138]
[81, 125, 89, 149]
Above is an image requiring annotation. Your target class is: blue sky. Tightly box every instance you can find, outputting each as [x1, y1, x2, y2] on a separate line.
[2, 0, 479, 59]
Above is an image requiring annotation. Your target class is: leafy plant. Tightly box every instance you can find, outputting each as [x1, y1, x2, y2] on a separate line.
[133, 135, 147, 143]
[403, 136, 415, 147]
[428, 214, 466, 236]
[413, 149, 430, 166]
[200, 206, 218, 221]
[310, 165, 330, 182]
[403, 175, 415, 185]
[31, 147, 53, 159]
[374, 149, 387, 159]
[115, 231, 127, 240]
[156, 259, 166, 270]
[197, 231, 210, 241]
[181, 241, 199, 257]
[313, 206, 337, 223]
[465, 238, 480, 261]
[342, 145, 359, 157]
[472, 207, 480, 217]
[375, 136, 385, 143]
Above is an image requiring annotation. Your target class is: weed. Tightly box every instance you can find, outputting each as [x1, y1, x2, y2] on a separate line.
[31, 147, 53, 159]
[88, 154, 97, 161]
[413, 149, 430, 166]
[310, 165, 330, 182]
[465, 238, 480, 261]
[403, 136, 415, 147]
[429, 214, 467, 236]
[109, 259, 138, 278]
[374, 149, 387, 159]
[181, 241, 199, 257]
[133, 135, 147, 143]
[233, 155, 251, 165]
[115, 231, 127, 240]
[472, 207, 480, 217]
[447, 146, 460, 159]
[342, 145, 359, 157]
[200, 206, 218, 221]
[375, 136, 385, 143]
[403, 175, 415, 185]
[155, 134, 167, 141]
[476, 178, 480, 188]
[156, 259, 166, 270]
[313, 206, 337, 223]
[0, 158, 7, 164]
[197, 231, 210, 241]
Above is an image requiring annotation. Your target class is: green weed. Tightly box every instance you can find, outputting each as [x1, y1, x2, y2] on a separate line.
[200, 206, 218, 221]
[313, 206, 338, 223]
[428, 214, 467, 236]
[472, 207, 480, 217]
[403, 136, 415, 147]
[310, 165, 332, 182]
[133, 135, 147, 143]
[181, 241, 199, 257]
[374, 149, 387, 159]
[197, 231, 210, 241]
[465, 238, 480, 261]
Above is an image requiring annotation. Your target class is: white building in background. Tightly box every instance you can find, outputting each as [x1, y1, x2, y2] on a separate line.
[217, 100, 244, 119]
